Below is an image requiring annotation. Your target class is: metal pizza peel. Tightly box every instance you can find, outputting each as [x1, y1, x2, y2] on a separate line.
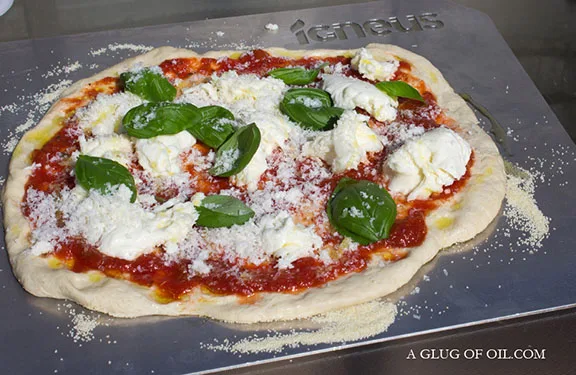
[0, 0, 574, 373]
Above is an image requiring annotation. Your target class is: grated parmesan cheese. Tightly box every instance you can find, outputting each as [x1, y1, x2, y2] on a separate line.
[212, 148, 240, 174]
[503, 161, 550, 248]
[375, 121, 425, 149]
[76, 92, 143, 136]
[202, 301, 397, 354]
[69, 313, 99, 343]
[2, 79, 73, 154]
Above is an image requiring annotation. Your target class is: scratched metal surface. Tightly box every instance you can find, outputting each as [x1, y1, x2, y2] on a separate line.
[0, 1, 575, 374]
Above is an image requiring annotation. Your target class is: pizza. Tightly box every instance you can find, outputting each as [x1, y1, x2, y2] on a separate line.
[3, 44, 505, 323]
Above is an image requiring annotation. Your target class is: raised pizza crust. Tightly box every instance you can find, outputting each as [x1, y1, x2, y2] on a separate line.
[3, 44, 505, 323]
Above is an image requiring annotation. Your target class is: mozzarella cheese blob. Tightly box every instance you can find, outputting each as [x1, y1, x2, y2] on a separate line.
[240, 111, 292, 155]
[184, 71, 287, 114]
[29, 185, 198, 260]
[260, 211, 323, 269]
[231, 146, 268, 192]
[351, 48, 399, 82]
[77, 92, 143, 136]
[322, 74, 398, 122]
[385, 127, 471, 201]
[136, 131, 196, 177]
[303, 110, 383, 173]
[179, 72, 296, 189]
[79, 134, 133, 167]
[230, 113, 296, 191]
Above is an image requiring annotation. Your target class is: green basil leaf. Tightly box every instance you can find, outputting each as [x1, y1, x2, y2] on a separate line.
[196, 195, 255, 228]
[280, 102, 344, 130]
[283, 88, 333, 108]
[123, 102, 201, 139]
[327, 178, 397, 245]
[209, 123, 261, 177]
[268, 67, 320, 85]
[120, 68, 176, 102]
[280, 88, 343, 130]
[75, 155, 137, 203]
[375, 81, 424, 102]
[188, 106, 236, 148]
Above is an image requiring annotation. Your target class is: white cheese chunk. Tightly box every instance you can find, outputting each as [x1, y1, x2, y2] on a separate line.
[178, 72, 296, 190]
[231, 146, 268, 192]
[136, 131, 196, 177]
[215, 71, 286, 113]
[76, 186, 197, 260]
[182, 71, 287, 114]
[385, 127, 471, 201]
[230, 114, 296, 191]
[79, 134, 133, 167]
[351, 48, 399, 82]
[241, 112, 292, 155]
[260, 211, 323, 269]
[77, 92, 144, 136]
[303, 110, 383, 173]
[302, 130, 335, 164]
[29, 185, 198, 260]
[322, 74, 398, 122]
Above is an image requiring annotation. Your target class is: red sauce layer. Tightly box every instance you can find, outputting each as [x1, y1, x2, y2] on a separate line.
[23, 50, 471, 299]
[53, 211, 423, 299]
[160, 49, 350, 79]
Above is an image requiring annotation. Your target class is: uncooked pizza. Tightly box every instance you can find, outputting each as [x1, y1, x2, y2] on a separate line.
[3, 44, 505, 323]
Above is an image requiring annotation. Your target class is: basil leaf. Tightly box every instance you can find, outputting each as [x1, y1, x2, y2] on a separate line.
[75, 155, 137, 203]
[209, 123, 261, 177]
[196, 195, 255, 228]
[188, 106, 236, 148]
[120, 68, 176, 102]
[327, 178, 397, 245]
[375, 81, 424, 102]
[280, 88, 343, 130]
[268, 67, 320, 85]
[123, 103, 201, 139]
[283, 88, 333, 108]
[280, 103, 344, 131]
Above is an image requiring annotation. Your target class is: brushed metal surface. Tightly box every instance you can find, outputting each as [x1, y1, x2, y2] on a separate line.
[0, 1, 574, 374]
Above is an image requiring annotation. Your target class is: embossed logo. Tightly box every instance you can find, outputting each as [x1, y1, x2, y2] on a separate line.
[291, 12, 444, 44]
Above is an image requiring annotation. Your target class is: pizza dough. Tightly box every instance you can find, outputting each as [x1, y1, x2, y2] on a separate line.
[2, 44, 506, 323]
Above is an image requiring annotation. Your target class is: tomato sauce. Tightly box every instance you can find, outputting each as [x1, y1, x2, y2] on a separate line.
[53, 228, 412, 298]
[25, 125, 78, 196]
[160, 49, 350, 79]
[24, 50, 472, 299]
